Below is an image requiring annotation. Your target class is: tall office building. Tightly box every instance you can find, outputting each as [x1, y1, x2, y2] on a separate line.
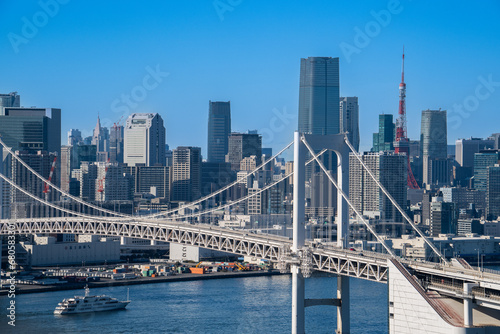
[60, 145, 74, 193]
[0, 92, 20, 109]
[172, 147, 202, 202]
[486, 165, 500, 220]
[207, 101, 231, 163]
[349, 151, 407, 222]
[298, 57, 340, 135]
[95, 163, 132, 202]
[474, 150, 500, 191]
[440, 187, 486, 213]
[0, 107, 61, 156]
[124, 113, 166, 167]
[226, 133, 262, 170]
[125, 165, 171, 199]
[92, 115, 110, 161]
[67, 129, 82, 146]
[372, 114, 395, 152]
[340, 96, 359, 151]
[201, 162, 234, 202]
[75, 161, 98, 201]
[308, 171, 337, 223]
[10, 151, 59, 218]
[430, 195, 457, 237]
[298, 57, 340, 177]
[420, 109, 447, 186]
[455, 138, 494, 168]
[109, 125, 124, 164]
[489, 133, 500, 150]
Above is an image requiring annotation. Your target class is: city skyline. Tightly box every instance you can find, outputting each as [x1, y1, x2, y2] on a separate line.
[1, 1, 500, 157]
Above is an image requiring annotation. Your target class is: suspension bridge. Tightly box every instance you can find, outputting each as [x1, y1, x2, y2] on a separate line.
[1, 133, 500, 333]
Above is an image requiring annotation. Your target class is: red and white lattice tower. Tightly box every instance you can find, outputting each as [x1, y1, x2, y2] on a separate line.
[394, 48, 419, 189]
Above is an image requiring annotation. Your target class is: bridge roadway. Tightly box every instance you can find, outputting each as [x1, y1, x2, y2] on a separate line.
[3, 217, 500, 307]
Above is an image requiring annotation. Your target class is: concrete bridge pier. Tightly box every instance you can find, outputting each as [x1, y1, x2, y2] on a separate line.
[463, 283, 478, 327]
[291, 132, 352, 334]
[292, 131, 306, 334]
[337, 276, 350, 333]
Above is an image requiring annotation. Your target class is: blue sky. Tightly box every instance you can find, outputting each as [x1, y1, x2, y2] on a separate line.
[1, 0, 499, 157]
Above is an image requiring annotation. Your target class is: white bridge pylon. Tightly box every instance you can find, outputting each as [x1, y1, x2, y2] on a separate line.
[291, 132, 353, 334]
[289, 131, 448, 334]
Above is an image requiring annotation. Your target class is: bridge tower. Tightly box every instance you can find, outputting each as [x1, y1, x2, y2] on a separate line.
[292, 131, 351, 334]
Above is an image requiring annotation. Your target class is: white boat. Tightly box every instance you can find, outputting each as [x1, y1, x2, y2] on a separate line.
[54, 286, 130, 315]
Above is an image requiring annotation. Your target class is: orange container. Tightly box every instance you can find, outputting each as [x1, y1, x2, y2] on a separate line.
[189, 267, 205, 274]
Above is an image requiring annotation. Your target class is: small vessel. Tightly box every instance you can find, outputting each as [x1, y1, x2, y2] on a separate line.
[54, 286, 130, 315]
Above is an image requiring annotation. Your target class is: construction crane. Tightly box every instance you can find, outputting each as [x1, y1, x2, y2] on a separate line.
[43, 155, 58, 194]
[97, 158, 111, 193]
[394, 48, 419, 189]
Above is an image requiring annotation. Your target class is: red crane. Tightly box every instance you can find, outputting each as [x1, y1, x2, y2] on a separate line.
[43, 155, 58, 193]
[97, 158, 111, 193]
[394, 48, 419, 189]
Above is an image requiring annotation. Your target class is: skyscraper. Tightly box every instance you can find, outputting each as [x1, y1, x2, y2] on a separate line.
[474, 150, 499, 191]
[207, 101, 231, 163]
[124, 113, 166, 167]
[340, 96, 359, 151]
[298, 57, 340, 176]
[372, 114, 395, 152]
[92, 115, 110, 162]
[0, 92, 20, 109]
[67, 129, 82, 146]
[172, 146, 202, 202]
[349, 151, 407, 222]
[10, 150, 59, 218]
[109, 125, 124, 164]
[455, 137, 494, 168]
[0, 107, 61, 156]
[226, 133, 262, 170]
[486, 165, 500, 220]
[298, 57, 340, 135]
[420, 109, 447, 186]
[430, 195, 457, 237]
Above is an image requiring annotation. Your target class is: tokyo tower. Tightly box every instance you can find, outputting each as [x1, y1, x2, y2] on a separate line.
[394, 49, 419, 189]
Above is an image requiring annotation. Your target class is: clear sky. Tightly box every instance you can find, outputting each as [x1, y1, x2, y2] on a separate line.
[1, 0, 499, 158]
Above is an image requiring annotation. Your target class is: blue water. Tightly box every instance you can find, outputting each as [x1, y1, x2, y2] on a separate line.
[0, 275, 387, 333]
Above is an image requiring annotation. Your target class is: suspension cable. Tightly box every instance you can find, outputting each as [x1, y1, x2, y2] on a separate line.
[141, 140, 294, 219]
[0, 172, 112, 221]
[0, 138, 129, 217]
[343, 135, 447, 263]
[170, 149, 328, 220]
[301, 137, 396, 257]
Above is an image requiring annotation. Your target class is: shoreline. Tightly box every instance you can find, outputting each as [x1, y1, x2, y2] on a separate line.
[0, 270, 285, 296]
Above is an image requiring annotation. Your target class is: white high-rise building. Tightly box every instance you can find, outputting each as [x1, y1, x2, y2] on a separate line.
[349, 151, 407, 222]
[124, 113, 166, 167]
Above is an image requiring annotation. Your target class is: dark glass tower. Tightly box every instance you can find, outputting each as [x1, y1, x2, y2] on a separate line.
[298, 57, 340, 174]
[298, 57, 340, 135]
[207, 101, 231, 163]
[372, 114, 395, 152]
[420, 109, 447, 185]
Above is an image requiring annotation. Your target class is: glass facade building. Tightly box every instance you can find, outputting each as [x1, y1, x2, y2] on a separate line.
[420, 109, 447, 185]
[474, 150, 499, 191]
[207, 101, 231, 163]
[0, 107, 61, 156]
[372, 114, 395, 152]
[298, 57, 340, 135]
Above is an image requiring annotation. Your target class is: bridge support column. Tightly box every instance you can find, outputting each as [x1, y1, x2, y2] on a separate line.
[292, 266, 305, 334]
[463, 283, 477, 327]
[336, 276, 350, 333]
[292, 131, 306, 334]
